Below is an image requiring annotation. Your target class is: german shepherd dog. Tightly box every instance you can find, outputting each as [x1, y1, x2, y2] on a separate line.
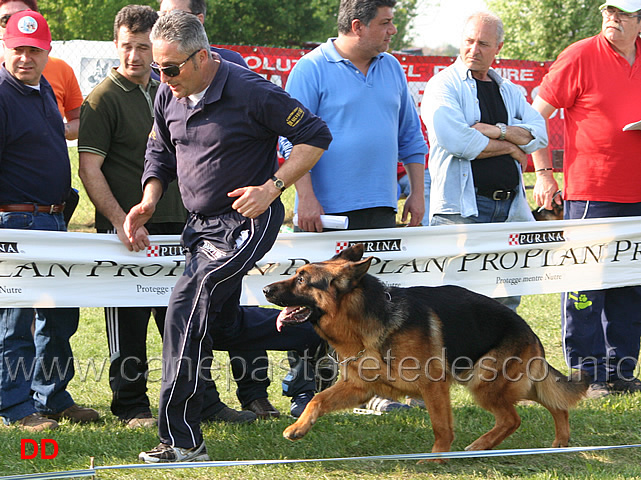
[263, 244, 587, 458]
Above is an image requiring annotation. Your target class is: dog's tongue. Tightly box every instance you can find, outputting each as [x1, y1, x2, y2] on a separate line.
[276, 307, 294, 332]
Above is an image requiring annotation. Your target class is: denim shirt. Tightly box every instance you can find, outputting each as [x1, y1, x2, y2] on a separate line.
[421, 58, 548, 221]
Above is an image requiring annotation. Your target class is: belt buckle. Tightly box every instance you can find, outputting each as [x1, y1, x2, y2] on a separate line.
[492, 190, 512, 201]
[49, 205, 56, 214]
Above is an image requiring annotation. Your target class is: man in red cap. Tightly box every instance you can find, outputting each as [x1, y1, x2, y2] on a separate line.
[0, 10, 99, 431]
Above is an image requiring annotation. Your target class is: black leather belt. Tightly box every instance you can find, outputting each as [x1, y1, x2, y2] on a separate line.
[0, 203, 65, 214]
[476, 189, 515, 201]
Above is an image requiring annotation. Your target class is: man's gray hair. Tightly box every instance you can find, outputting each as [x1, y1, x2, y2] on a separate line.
[337, 0, 396, 35]
[464, 11, 505, 45]
[150, 9, 210, 55]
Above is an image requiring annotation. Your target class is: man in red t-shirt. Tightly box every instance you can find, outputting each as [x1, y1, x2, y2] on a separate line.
[532, 0, 641, 399]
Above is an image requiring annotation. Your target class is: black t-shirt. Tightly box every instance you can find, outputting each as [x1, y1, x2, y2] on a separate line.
[472, 78, 519, 192]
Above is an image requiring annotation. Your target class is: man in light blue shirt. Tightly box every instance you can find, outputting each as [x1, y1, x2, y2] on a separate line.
[282, 0, 427, 233]
[278, 0, 427, 417]
[420, 11, 547, 310]
[421, 12, 547, 224]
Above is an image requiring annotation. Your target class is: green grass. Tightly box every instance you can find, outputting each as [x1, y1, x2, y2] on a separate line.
[4, 163, 640, 478]
[3, 297, 640, 479]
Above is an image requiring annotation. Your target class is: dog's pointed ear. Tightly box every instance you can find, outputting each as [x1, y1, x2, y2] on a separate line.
[332, 256, 373, 293]
[351, 256, 373, 280]
[331, 243, 364, 262]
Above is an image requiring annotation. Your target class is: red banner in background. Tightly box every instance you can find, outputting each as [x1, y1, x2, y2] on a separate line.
[218, 45, 564, 171]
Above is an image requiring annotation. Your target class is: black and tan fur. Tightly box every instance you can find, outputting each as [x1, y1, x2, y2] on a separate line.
[532, 190, 564, 221]
[263, 244, 587, 459]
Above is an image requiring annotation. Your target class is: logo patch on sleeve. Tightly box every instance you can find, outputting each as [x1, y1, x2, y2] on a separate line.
[286, 107, 304, 127]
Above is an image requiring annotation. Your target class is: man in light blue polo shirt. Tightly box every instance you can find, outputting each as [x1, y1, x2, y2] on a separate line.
[279, 0, 428, 417]
[283, 0, 427, 233]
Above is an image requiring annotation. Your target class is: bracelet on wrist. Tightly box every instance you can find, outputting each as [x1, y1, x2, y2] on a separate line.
[535, 167, 553, 173]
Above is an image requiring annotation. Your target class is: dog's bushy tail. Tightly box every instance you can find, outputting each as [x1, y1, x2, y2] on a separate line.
[531, 362, 589, 410]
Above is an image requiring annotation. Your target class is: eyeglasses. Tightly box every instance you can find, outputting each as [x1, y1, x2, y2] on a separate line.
[150, 49, 201, 78]
[600, 6, 641, 20]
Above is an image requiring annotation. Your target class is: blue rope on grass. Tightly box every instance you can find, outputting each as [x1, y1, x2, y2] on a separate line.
[3, 444, 641, 480]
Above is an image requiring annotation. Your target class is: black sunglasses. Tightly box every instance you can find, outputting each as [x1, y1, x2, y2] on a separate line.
[0, 12, 14, 28]
[150, 49, 201, 78]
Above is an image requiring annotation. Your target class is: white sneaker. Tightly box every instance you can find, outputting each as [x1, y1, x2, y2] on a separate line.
[138, 441, 209, 463]
[363, 395, 411, 412]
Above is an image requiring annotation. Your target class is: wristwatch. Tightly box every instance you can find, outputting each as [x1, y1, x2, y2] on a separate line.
[496, 123, 507, 141]
[271, 175, 286, 193]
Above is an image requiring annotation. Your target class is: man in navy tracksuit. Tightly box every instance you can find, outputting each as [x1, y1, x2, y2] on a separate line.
[127, 11, 332, 463]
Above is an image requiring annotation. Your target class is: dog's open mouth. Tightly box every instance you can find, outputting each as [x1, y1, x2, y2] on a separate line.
[276, 306, 312, 331]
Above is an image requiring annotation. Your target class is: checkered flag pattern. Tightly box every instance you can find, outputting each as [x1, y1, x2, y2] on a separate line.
[146, 245, 160, 257]
[508, 234, 520, 246]
[335, 241, 349, 254]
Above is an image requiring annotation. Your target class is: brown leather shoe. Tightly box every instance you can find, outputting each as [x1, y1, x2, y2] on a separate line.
[243, 397, 280, 419]
[45, 404, 100, 423]
[2, 413, 58, 432]
[125, 412, 157, 429]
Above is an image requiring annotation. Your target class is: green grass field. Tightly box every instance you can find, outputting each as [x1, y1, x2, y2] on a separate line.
[2, 162, 640, 479]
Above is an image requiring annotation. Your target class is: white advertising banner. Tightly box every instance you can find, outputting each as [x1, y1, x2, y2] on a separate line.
[1, 217, 640, 308]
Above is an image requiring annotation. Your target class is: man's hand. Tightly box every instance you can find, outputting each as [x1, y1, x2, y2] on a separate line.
[123, 203, 155, 251]
[123, 178, 162, 250]
[400, 162, 426, 226]
[401, 192, 425, 226]
[508, 143, 529, 171]
[295, 193, 325, 232]
[116, 223, 150, 252]
[533, 171, 561, 210]
[229, 184, 280, 219]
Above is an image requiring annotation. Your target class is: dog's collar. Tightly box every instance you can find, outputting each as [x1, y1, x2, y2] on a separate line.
[338, 348, 366, 365]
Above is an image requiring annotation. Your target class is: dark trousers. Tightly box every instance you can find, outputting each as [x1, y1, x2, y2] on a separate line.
[102, 223, 272, 419]
[159, 202, 321, 448]
[106, 305, 165, 419]
[562, 200, 641, 382]
[101, 223, 179, 420]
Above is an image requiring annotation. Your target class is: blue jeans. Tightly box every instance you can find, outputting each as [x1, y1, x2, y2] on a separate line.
[431, 194, 521, 312]
[0, 211, 79, 423]
[398, 168, 431, 225]
[562, 200, 641, 382]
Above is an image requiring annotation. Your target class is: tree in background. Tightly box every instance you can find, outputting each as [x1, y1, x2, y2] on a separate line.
[38, 0, 417, 50]
[486, 0, 603, 61]
[203, 0, 337, 47]
[40, 0, 136, 41]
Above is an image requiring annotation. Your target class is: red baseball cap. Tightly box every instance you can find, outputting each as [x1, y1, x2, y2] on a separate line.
[3, 10, 51, 51]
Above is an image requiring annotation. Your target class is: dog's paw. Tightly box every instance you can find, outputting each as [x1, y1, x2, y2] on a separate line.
[283, 423, 309, 441]
[464, 441, 487, 451]
[417, 458, 447, 465]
